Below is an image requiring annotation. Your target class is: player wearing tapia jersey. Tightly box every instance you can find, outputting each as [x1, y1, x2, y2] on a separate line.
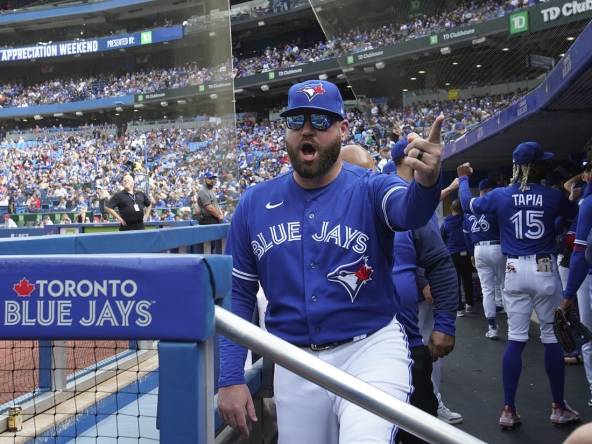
[457, 141, 580, 430]
[462, 178, 505, 340]
[217, 80, 445, 443]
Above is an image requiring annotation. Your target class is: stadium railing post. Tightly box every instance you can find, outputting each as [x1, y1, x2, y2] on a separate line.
[158, 338, 216, 443]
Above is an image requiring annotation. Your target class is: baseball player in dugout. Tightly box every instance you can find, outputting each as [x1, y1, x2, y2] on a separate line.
[105, 173, 151, 231]
[463, 178, 505, 340]
[218, 79, 445, 443]
[456, 141, 580, 430]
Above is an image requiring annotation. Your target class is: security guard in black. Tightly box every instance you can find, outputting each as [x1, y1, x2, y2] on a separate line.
[106, 175, 151, 231]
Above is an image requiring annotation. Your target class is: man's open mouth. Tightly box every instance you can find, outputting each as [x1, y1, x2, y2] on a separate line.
[301, 142, 317, 161]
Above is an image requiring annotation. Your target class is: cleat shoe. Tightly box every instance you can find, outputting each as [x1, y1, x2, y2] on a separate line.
[499, 405, 521, 430]
[465, 304, 473, 313]
[437, 404, 463, 425]
[485, 327, 499, 340]
[457, 310, 465, 318]
[550, 402, 580, 425]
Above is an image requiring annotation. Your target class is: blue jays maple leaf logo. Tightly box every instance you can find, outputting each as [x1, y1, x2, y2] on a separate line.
[298, 83, 326, 102]
[327, 256, 374, 303]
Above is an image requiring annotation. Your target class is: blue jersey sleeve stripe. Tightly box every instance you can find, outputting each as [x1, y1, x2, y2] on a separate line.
[574, 239, 588, 247]
[232, 267, 258, 278]
[381, 185, 408, 231]
[232, 268, 259, 281]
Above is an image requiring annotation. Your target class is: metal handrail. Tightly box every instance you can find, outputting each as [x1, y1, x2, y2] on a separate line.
[215, 306, 487, 444]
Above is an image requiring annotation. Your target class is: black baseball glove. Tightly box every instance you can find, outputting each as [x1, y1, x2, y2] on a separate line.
[553, 306, 592, 353]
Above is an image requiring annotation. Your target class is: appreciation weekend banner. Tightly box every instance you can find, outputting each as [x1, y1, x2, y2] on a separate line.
[0, 25, 184, 63]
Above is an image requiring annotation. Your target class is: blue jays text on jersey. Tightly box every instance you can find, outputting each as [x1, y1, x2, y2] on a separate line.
[459, 177, 577, 256]
[219, 162, 442, 386]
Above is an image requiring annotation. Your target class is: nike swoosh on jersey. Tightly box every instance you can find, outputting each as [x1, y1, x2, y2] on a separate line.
[266, 201, 284, 209]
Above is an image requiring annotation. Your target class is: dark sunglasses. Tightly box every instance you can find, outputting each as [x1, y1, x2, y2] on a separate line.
[285, 113, 339, 131]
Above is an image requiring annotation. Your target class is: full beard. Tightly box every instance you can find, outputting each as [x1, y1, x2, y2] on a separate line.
[287, 137, 341, 180]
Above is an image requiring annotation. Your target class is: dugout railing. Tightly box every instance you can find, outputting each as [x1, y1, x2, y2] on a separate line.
[0, 226, 485, 443]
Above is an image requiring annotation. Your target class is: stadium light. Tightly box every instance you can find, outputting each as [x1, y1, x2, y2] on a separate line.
[375, 62, 385, 70]
[445, 82, 451, 86]
[209, 31, 216, 37]
[342, 67, 354, 73]
[410, 77, 417, 81]
[160, 101, 168, 107]
[115, 106, 123, 112]
[418, 70, 426, 74]
[318, 73, 328, 80]
[258, 20, 265, 26]
[209, 94, 218, 100]
[337, 73, 346, 79]
[53, 113, 64, 117]
[34, 115, 43, 121]
[476, 64, 482, 68]
[566, 36, 575, 41]
[502, 47, 510, 52]
[260, 84, 270, 91]
[177, 99, 187, 105]
[75, 111, 83, 116]
[402, 89, 408, 92]
[452, 62, 459, 66]
[133, 103, 144, 109]
[472, 37, 486, 45]
[440, 46, 451, 55]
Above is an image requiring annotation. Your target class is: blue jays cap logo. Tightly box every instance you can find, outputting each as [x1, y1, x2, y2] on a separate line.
[298, 83, 326, 102]
[327, 255, 374, 303]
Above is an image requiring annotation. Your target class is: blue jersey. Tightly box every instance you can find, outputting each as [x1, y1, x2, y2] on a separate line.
[393, 223, 457, 349]
[219, 162, 441, 386]
[459, 177, 577, 256]
[440, 214, 469, 254]
[564, 194, 592, 299]
[464, 211, 500, 243]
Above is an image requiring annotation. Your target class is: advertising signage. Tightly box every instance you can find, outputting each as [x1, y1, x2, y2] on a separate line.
[0, 25, 184, 63]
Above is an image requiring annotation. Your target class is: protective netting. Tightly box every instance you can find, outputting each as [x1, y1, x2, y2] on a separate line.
[0, 341, 158, 442]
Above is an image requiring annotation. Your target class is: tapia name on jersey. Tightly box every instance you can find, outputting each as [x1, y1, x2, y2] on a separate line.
[512, 193, 543, 207]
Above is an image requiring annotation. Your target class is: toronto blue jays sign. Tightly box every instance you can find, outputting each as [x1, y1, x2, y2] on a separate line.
[0, 254, 214, 340]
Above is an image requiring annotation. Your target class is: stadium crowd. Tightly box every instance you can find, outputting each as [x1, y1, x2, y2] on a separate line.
[0, 91, 520, 221]
[0, 62, 232, 108]
[0, 0, 541, 109]
[233, 0, 540, 76]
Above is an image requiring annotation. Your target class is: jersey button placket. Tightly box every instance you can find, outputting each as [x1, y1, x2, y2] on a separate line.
[304, 205, 321, 342]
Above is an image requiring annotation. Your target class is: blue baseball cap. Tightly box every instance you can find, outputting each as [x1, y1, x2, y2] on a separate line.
[478, 179, 496, 191]
[512, 141, 554, 165]
[279, 80, 345, 119]
[382, 160, 396, 175]
[204, 171, 217, 179]
[390, 138, 408, 162]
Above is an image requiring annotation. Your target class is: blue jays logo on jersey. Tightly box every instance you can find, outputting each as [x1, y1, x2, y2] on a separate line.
[327, 255, 374, 303]
[298, 83, 326, 102]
